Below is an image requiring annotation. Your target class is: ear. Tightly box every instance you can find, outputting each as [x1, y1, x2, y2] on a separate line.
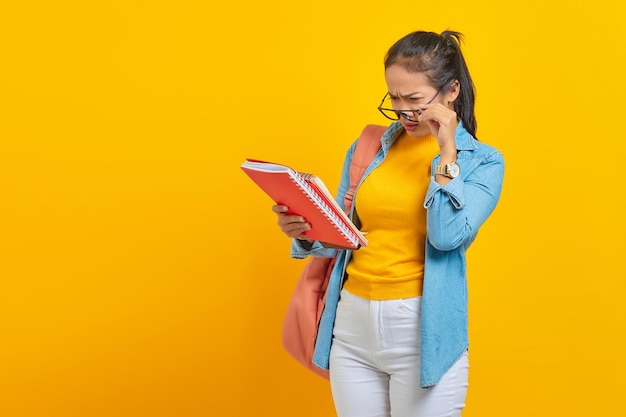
[445, 79, 460, 106]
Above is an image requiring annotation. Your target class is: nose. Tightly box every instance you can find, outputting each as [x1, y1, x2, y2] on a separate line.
[400, 109, 421, 122]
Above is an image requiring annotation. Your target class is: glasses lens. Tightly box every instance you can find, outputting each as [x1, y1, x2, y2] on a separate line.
[378, 94, 422, 121]
[379, 108, 400, 120]
[378, 95, 400, 120]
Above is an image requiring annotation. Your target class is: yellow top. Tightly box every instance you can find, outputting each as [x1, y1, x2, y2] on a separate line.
[344, 132, 439, 300]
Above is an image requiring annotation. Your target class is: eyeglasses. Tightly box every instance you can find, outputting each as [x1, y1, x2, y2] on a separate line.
[377, 90, 440, 122]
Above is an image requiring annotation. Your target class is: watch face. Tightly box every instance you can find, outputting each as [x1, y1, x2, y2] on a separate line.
[448, 162, 460, 178]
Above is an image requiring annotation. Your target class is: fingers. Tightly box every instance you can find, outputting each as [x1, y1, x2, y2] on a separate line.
[271, 204, 288, 214]
[281, 221, 311, 238]
[416, 104, 457, 146]
[272, 205, 311, 238]
[417, 103, 457, 126]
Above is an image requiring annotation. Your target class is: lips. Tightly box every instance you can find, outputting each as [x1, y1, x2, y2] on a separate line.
[403, 122, 419, 131]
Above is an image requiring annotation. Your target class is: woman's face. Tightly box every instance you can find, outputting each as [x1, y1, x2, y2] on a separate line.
[383, 64, 444, 138]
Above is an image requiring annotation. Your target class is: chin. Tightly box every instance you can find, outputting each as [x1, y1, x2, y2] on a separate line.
[404, 126, 430, 138]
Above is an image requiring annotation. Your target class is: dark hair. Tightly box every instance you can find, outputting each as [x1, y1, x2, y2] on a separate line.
[384, 30, 477, 138]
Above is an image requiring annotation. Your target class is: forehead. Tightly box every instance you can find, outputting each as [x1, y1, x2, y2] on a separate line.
[384, 64, 434, 93]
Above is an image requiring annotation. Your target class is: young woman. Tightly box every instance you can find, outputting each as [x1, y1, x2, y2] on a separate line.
[272, 30, 504, 417]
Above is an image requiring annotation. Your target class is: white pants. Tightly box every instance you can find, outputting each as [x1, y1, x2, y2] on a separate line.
[329, 289, 469, 417]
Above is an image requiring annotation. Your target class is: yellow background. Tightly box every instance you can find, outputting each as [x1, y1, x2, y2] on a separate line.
[1, 1, 625, 416]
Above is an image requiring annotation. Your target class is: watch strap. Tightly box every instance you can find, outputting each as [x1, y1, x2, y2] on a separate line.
[435, 164, 448, 176]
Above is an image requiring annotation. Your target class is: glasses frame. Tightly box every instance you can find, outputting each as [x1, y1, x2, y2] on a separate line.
[377, 90, 441, 122]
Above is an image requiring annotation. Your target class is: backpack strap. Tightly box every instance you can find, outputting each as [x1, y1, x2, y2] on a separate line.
[344, 124, 386, 212]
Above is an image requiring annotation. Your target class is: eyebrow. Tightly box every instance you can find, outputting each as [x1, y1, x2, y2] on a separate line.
[389, 92, 424, 98]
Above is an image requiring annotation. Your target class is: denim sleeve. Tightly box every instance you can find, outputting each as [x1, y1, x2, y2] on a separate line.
[334, 141, 357, 213]
[424, 150, 504, 251]
[290, 239, 337, 259]
[289, 140, 357, 260]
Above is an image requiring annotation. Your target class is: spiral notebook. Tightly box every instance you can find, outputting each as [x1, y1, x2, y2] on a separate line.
[241, 159, 368, 249]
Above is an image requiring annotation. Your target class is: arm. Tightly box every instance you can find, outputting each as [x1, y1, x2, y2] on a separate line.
[424, 150, 504, 251]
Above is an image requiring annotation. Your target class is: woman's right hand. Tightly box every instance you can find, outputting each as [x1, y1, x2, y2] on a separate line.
[272, 205, 311, 240]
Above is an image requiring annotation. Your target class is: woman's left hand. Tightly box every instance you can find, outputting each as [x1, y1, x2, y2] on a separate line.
[417, 103, 457, 154]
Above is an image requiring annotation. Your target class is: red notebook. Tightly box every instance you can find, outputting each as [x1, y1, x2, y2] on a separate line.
[241, 159, 368, 249]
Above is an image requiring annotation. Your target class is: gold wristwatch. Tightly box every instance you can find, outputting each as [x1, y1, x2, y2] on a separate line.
[435, 161, 460, 178]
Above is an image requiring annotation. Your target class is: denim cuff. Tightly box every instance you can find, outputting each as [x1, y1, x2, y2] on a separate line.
[290, 239, 336, 259]
[424, 176, 464, 210]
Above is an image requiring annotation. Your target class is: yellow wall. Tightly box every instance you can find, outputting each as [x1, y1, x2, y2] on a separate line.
[1, 1, 625, 416]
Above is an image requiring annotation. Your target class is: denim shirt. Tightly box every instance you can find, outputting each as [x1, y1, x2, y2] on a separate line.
[291, 121, 504, 388]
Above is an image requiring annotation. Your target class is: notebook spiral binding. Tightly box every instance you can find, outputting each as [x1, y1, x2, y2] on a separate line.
[289, 172, 358, 247]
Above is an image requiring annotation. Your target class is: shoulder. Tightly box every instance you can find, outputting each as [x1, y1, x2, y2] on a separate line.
[456, 126, 503, 164]
[473, 139, 503, 162]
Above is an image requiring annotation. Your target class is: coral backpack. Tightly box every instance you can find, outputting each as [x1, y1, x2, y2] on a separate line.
[282, 125, 385, 379]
